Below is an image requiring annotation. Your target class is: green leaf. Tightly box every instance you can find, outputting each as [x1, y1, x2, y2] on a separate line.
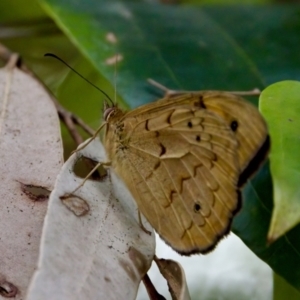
[260, 81, 300, 241]
[233, 162, 300, 292]
[39, 0, 267, 107]
[273, 273, 300, 300]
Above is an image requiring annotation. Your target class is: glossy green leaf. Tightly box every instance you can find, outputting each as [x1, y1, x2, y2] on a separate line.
[39, 0, 267, 107]
[260, 81, 300, 241]
[273, 273, 300, 300]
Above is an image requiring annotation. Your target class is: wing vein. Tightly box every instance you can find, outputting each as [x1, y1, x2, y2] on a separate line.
[161, 159, 212, 245]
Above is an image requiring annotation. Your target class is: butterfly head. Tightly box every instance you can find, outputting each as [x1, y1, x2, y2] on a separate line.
[103, 103, 115, 121]
[103, 101, 123, 123]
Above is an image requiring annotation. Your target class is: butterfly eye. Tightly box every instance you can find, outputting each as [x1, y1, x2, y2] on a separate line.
[103, 107, 115, 121]
[194, 203, 201, 213]
[230, 120, 238, 132]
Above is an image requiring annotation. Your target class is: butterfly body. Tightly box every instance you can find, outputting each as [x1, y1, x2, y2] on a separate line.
[103, 91, 269, 255]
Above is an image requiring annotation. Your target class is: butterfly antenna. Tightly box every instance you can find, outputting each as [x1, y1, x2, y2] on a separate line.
[44, 53, 114, 106]
[113, 54, 120, 105]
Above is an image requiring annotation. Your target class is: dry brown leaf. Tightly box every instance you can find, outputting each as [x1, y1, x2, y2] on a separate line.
[0, 56, 63, 299]
[154, 257, 191, 300]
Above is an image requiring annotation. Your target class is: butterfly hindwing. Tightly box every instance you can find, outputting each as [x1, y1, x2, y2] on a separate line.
[108, 105, 241, 254]
[104, 90, 268, 255]
[165, 92, 270, 181]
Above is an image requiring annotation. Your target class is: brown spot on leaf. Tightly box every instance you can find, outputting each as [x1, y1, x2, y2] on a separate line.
[0, 279, 18, 298]
[128, 247, 152, 278]
[19, 182, 50, 202]
[119, 259, 137, 282]
[60, 194, 90, 216]
[73, 157, 106, 181]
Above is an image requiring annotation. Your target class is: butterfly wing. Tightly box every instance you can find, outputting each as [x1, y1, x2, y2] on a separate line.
[106, 103, 242, 254]
[161, 92, 270, 186]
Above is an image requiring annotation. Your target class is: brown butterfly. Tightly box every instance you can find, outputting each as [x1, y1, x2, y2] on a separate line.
[100, 84, 269, 255]
[43, 54, 268, 254]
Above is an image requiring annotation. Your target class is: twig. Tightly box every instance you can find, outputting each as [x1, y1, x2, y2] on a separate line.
[54, 99, 95, 145]
[142, 273, 166, 300]
[148, 78, 261, 97]
[0, 43, 103, 181]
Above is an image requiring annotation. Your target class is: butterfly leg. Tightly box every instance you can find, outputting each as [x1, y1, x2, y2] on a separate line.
[69, 161, 111, 195]
[138, 211, 152, 235]
[72, 122, 107, 154]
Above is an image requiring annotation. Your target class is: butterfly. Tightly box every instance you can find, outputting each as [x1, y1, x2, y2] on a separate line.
[102, 86, 269, 255]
